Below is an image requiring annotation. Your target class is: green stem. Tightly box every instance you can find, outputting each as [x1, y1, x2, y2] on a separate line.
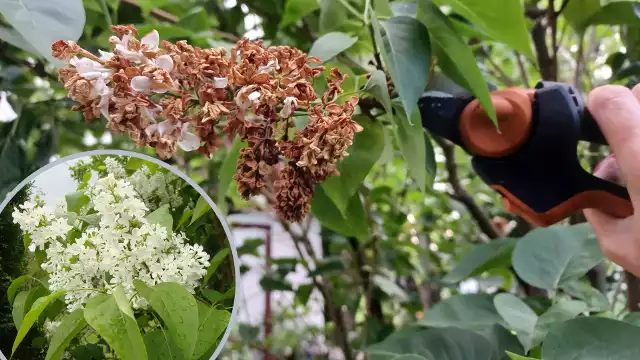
[0, 113, 20, 162]
[337, 0, 365, 21]
[364, 0, 372, 25]
[99, 0, 113, 26]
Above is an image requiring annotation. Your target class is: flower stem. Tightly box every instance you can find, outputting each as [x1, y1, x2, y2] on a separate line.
[99, 0, 113, 26]
[337, 0, 365, 22]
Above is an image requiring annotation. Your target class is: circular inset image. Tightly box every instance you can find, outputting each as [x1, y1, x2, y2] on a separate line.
[0, 150, 239, 360]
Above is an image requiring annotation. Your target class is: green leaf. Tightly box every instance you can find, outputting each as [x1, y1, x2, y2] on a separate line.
[624, 312, 640, 326]
[237, 238, 264, 257]
[320, 115, 384, 215]
[218, 136, 245, 214]
[280, 0, 321, 28]
[203, 248, 230, 286]
[202, 289, 228, 304]
[309, 257, 347, 277]
[416, 0, 497, 125]
[506, 352, 538, 360]
[374, 0, 393, 16]
[479, 324, 525, 360]
[12, 290, 68, 356]
[133, 281, 199, 359]
[311, 186, 369, 240]
[260, 275, 294, 291]
[193, 301, 231, 359]
[392, 105, 430, 192]
[136, 0, 170, 15]
[390, 1, 417, 17]
[309, 32, 358, 63]
[373, 275, 409, 302]
[178, 7, 209, 32]
[494, 293, 587, 352]
[146, 204, 173, 233]
[443, 238, 517, 284]
[189, 196, 211, 226]
[65, 191, 90, 213]
[177, 208, 193, 229]
[0, 27, 39, 55]
[84, 288, 147, 360]
[0, 0, 85, 64]
[69, 343, 106, 359]
[363, 70, 393, 114]
[433, 0, 533, 58]
[542, 317, 640, 360]
[126, 156, 159, 173]
[12, 286, 47, 332]
[12, 291, 30, 330]
[45, 309, 87, 360]
[7, 275, 29, 303]
[561, 279, 610, 312]
[493, 293, 538, 352]
[367, 326, 501, 360]
[78, 214, 100, 225]
[319, 0, 348, 34]
[419, 294, 505, 331]
[392, 356, 428, 360]
[512, 224, 603, 290]
[143, 330, 182, 360]
[371, 15, 431, 121]
[532, 300, 587, 345]
[296, 284, 314, 306]
[564, 0, 640, 31]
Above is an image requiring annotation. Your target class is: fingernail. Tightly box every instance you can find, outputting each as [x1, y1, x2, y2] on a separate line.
[594, 154, 616, 174]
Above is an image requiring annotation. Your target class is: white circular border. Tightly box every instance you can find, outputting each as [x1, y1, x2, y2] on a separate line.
[0, 149, 241, 360]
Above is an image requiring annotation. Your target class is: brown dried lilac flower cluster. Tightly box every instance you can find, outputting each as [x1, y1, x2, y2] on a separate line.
[52, 25, 362, 222]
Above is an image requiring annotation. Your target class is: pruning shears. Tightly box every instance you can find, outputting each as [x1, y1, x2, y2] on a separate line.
[417, 81, 634, 226]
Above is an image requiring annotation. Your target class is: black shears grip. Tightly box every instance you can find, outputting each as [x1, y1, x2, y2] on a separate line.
[471, 81, 632, 226]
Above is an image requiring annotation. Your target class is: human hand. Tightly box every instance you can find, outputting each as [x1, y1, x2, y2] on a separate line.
[584, 84, 640, 277]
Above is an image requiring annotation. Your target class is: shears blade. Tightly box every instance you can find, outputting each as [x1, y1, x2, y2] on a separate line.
[417, 91, 473, 150]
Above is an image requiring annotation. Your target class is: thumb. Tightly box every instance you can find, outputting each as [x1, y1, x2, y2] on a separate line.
[584, 155, 621, 233]
[583, 154, 635, 265]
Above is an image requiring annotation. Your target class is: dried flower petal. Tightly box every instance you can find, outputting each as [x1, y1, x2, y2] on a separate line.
[53, 24, 362, 223]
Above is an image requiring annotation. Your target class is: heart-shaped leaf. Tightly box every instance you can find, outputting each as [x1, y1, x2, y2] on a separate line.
[83, 287, 147, 360]
[443, 238, 517, 284]
[134, 281, 199, 359]
[367, 326, 501, 360]
[309, 32, 358, 63]
[512, 224, 603, 290]
[432, 0, 534, 58]
[193, 301, 231, 359]
[320, 116, 384, 216]
[416, 0, 497, 125]
[45, 309, 87, 360]
[419, 294, 506, 331]
[542, 317, 640, 360]
[12, 289, 67, 356]
[371, 14, 431, 122]
[0, 0, 85, 64]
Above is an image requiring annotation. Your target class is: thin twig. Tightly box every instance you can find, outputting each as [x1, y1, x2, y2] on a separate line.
[120, 0, 241, 42]
[279, 218, 355, 360]
[433, 136, 499, 240]
[574, 31, 586, 91]
[482, 49, 516, 86]
[514, 52, 530, 87]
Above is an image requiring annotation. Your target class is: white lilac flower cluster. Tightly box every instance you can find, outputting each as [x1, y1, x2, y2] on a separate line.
[104, 157, 185, 210]
[12, 173, 210, 312]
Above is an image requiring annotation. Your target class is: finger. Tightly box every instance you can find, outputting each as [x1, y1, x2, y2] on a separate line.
[588, 85, 640, 200]
[584, 158, 636, 267]
[632, 82, 640, 101]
